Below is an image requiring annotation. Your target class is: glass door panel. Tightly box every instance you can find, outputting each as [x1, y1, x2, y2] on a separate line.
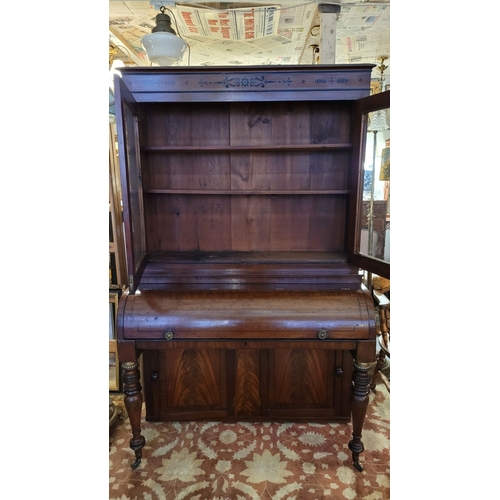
[349, 90, 390, 280]
[360, 107, 390, 263]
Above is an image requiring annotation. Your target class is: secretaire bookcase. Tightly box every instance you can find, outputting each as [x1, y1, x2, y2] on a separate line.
[114, 64, 390, 472]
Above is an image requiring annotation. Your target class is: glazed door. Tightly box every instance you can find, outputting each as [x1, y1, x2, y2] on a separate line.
[349, 90, 390, 279]
[114, 76, 147, 293]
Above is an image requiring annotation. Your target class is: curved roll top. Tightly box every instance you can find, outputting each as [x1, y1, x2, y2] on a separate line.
[118, 288, 375, 341]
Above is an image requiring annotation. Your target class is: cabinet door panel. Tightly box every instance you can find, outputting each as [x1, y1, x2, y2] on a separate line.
[267, 348, 352, 419]
[143, 348, 229, 420]
[166, 348, 224, 407]
[273, 348, 329, 405]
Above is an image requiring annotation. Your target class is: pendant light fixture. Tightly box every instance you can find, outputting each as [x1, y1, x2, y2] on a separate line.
[141, 6, 187, 66]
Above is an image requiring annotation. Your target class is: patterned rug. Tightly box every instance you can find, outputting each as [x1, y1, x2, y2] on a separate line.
[109, 383, 389, 500]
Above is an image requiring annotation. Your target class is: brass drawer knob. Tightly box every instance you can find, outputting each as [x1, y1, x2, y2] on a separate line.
[165, 330, 174, 341]
[317, 329, 328, 340]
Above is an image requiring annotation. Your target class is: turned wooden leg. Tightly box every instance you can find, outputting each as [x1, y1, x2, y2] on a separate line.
[122, 361, 145, 469]
[349, 361, 371, 472]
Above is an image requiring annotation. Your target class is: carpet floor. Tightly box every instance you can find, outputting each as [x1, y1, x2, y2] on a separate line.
[109, 383, 389, 500]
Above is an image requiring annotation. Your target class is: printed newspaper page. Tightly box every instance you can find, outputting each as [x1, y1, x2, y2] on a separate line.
[109, 1, 317, 65]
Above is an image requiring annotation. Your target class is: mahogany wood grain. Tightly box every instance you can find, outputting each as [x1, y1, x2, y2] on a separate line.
[142, 350, 163, 420]
[136, 340, 358, 351]
[118, 65, 374, 102]
[140, 345, 354, 422]
[138, 251, 362, 287]
[115, 65, 379, 470]
[348, 362, 371, 471]
[165, 348, 225, 408]
[122, 362, 146, 468]
[142, 144, 353, 152]
[272, 349, 328, 405]
[143, 348, 230, 421]
[121, 288, 373, 340]
[234, 349, 261, 417]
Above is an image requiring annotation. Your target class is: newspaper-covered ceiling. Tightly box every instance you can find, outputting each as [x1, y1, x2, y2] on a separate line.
[109, 1, 390, 68]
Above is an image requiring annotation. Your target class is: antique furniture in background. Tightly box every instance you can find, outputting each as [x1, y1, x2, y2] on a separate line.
[360, 200, 388, 261]
[114, 65, 389, 472]
[370, 289, 390, 392]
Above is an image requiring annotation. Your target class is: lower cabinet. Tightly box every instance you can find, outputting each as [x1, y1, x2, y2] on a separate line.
[142, 345, 353, 423]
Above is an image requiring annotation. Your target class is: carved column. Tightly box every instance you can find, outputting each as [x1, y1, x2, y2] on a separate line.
[122, 361, 146, 469]
[348, 361, 371, 471]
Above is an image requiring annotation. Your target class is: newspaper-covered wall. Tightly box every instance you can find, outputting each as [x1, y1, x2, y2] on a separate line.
[110, 1, 316, 65]
[109, 1, 390, 68]
[175, 5, 280, 40]
[336, 4, 390, 65]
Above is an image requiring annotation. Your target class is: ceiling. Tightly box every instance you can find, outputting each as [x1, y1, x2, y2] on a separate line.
[109, 0, 390, 85]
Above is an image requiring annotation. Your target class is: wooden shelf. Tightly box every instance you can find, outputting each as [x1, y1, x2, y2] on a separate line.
[144, 189, 350, 195]
[142, 143, 353, 153]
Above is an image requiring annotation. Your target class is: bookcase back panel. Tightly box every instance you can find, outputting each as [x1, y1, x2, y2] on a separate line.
[135, 80, 357, 257]
[144, 194, 346, 252]
[146, 152, 232, 190]
[229, 151, 350, 191]
[142, 103, 231, 147]
[139, 101, 353, 148]
[144, 150, 349, 192]
[228, 102, 353, 146]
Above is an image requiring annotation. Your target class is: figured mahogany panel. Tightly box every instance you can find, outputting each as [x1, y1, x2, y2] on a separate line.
[164, 348, 226, 409]
[142, 347, 231, 421]
[272, 349, 329, 405]
[266, 348, 353, 419]
[141, 344, 355, 422]
[234, 349, 260, 417]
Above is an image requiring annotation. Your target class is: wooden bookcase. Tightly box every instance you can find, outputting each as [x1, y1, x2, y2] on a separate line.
[114, 65, 388, 472]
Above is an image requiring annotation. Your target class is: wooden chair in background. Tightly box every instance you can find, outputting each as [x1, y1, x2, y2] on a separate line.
[371, 290, 390, 392]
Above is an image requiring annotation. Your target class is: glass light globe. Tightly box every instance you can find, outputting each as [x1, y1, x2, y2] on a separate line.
[141, 32, 187, 66]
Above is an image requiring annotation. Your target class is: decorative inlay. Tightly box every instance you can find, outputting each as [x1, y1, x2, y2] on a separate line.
[314, 78, 349, 84]
[198, 76, 292, 88]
